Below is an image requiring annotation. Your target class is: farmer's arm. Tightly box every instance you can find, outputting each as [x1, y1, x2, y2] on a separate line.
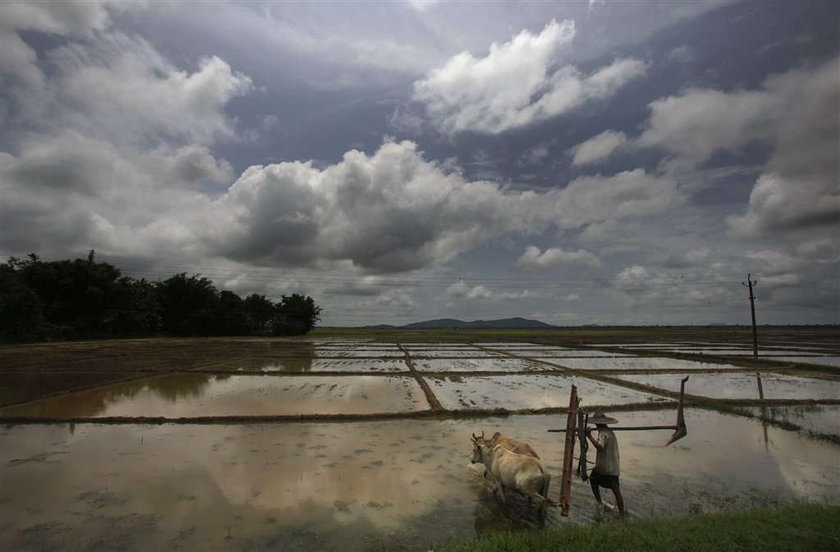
[586, 428, 604, 450]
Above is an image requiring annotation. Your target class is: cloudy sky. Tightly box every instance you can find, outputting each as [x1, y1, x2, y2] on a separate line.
[1, 0, 838, 326]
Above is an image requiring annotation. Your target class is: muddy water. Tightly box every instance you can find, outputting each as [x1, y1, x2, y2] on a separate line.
[513, 350, 635, 358]
[546, 357, 746, 371]
[0, 375, 430, 418]
[487, 346, 634, 357]
[1, 409, 838, 552]
[409, 350, 506, 359]
[774, 356, 840, 368]
[208, 358, 409, 373]
[412, 357, 549, 372]
[315, 349, 405, 358]
[427, 374, 669, 410]
[615, 372, 840, 400]
[738, 405, 840, 437]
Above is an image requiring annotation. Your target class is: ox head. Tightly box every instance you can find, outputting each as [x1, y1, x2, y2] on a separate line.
[470, 431, 486, 464]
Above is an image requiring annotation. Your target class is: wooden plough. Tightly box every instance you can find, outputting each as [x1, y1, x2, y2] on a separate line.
[548, 376, 690, 516]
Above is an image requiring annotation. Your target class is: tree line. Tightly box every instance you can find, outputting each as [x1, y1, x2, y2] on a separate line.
[0, 253, 321, 342]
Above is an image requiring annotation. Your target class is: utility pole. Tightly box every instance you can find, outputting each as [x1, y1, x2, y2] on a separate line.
[742, 274, 758, 358]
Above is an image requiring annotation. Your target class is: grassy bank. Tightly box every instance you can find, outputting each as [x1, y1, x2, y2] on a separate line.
[445, 504, 840, 552]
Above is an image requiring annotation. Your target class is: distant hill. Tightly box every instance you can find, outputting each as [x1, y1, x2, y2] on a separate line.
[371, 317, 556, 330]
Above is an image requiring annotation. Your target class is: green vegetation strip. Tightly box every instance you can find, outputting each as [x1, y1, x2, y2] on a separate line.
[445, 505, 840, 552]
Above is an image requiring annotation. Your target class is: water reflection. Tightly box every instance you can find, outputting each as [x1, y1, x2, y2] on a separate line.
[210, 356, 315, 372]
[738, 404, 840, 437]
[0, 340, 319, 406]
[0, 374, 217, 418]
[0, 374, 429, 418]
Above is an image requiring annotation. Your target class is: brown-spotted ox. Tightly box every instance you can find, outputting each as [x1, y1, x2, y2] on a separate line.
[470, 432, 550, 508]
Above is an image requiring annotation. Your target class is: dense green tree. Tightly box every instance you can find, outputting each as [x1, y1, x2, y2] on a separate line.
[12, 253, 123, 337]
[156, 273, 220, 336]
[0, 261, 44, 341]
[274, 294, 322, 335]
[0, 254, 322, 342]
[243, 294, 276, 335]
[215, 290, 247, 335]
[106, 277, 161, 334]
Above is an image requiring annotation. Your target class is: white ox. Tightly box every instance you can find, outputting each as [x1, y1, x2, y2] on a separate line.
[470, 433, 550, 507]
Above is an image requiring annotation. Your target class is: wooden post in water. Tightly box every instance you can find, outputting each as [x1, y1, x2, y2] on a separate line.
[743, 274, 759, 358]
[756, 372, 765, 399]
[559, 385, 578, 517]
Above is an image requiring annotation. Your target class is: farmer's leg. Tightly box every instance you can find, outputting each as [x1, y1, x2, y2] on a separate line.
[610, 482, 625, 515]
[589, 475, 602, 504]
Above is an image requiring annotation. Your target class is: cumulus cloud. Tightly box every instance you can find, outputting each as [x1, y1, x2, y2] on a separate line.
[515, 246, 602, 269]
[637, 88, 775, 163]
[796, 239, 840, 263]
[727, 61, 840, 235]
[614, 265, 652, 292]
[630, 58, 838, 236]
[553, 169, 684, 229]
[0, 1, 111, 36]
[570, 130, 628, 166]
[0, 132, 229, 259]
[744, 249, 814, 290]
[212, 143, 686, 272]
[446, 280, 541, 301]
[2, 136, 684, 275]
[0, 0, 112, 119]
[446, 281, 491, 300]
[368, 289, 417, 309]
[0, 9, 257, 264]
[51, 35, 253, 145]
[613, 264, 735, 307]
[213, 141, 559, 272]
[0, 3, 252, 144]
[413, 19, 646, 134]
[746, 250, 802, 275]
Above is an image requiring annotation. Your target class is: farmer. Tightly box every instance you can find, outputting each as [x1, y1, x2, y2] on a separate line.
[586, 411, 625, 515]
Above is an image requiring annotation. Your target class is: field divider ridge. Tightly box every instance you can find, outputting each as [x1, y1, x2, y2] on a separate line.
[396, 342, 444, 412]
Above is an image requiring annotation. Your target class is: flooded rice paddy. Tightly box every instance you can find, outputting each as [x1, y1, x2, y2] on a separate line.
[536, 357, 745, 371]
[411, 357, 547, 372]
[1, 409, 838, 552]
[772, 356, 840, 368]
[737, 405, 840, 437]
[210, 357, 410, 373]
[428, 374, 667, 410]
[0, 375, 430, 418]
[614, 373, 840, 400]
[494, 349, 635, 358]
[1, 335, 839, 551]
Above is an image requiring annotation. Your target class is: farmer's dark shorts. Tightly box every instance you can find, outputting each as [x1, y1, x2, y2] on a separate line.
[590, 469, 620, 488]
